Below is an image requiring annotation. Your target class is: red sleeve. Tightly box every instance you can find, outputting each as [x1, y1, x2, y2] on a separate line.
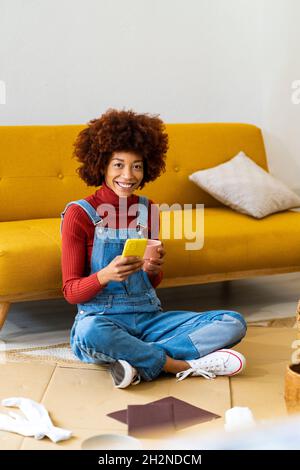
[61, 205, 104, 304]
[147, 199, 163, 289]
[148, 270, 163, 288]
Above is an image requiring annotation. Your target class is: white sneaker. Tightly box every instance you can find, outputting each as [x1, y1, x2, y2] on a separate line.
[176, 349, 246, 381]
[109, 359, 141, 389]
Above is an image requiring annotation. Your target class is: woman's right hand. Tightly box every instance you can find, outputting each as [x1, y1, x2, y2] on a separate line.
[96, 255, 144, 286]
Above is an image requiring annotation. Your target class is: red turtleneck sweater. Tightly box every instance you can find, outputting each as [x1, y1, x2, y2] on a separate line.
[61, 182, 163, 304]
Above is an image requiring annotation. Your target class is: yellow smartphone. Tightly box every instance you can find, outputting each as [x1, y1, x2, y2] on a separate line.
[122, 238, 147, 258]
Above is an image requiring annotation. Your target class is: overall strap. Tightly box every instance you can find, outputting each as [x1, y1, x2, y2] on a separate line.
[60, 199, 102, 236]
[136, 196, 149, 236]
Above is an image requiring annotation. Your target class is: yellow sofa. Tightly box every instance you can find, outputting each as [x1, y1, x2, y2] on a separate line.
[1, 123, 300, 328]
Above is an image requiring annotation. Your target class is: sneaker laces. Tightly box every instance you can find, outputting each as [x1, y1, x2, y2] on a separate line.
[176, 357, 226, 382]
[131, 374, 141, 386]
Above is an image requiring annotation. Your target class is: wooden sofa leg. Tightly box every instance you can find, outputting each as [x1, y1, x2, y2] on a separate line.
[0, 302, 10, 330]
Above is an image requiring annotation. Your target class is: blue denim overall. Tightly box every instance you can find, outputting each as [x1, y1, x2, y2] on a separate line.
[60, 197, 247, 381]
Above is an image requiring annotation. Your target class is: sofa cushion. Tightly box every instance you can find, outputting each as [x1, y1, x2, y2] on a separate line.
[2, 208, 300, 297]
[189, 152, 300, 218]
[161, 207, 300, 278]
[0, 219, 62, 297]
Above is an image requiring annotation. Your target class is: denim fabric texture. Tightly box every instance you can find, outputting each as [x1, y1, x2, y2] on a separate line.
[61, 197, 247, 381]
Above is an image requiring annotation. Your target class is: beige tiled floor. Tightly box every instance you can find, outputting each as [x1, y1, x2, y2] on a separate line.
[0, 325, 296, 450]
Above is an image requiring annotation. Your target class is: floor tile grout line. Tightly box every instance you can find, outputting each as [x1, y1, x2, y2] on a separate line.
[17, 436, 25, 450]
[39, 364, 58, 403]
[228, 377, 233, 409]
[19, 364, 58, 450]
[57, 365, 107, 371]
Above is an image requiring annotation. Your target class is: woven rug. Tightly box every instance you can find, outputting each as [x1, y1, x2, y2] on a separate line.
[3, 342, 107, 369]
[247, 317, 297, 328]
[2, 317, 296, 368]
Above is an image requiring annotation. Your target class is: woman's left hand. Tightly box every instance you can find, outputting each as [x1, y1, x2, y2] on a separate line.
[143, 243, 166, 276]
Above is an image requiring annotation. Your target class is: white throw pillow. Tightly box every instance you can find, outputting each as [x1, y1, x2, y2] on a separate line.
[189, 151, 300, 218]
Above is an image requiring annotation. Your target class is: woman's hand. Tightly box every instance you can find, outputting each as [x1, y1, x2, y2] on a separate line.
[97, 255, 144, 286]
[143, 243, 166, 276]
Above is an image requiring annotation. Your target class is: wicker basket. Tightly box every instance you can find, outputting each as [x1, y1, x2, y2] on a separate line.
[297, 300, 300, 339]
[284, 301, 300, 414]
[284, 364, 300, 414]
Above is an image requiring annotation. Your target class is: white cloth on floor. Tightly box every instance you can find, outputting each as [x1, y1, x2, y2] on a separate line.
[0, 397, 72, 442]
[224, 406, 256, 432]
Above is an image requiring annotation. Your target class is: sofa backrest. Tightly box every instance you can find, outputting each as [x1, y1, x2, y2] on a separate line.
[0, 123, 268, 221]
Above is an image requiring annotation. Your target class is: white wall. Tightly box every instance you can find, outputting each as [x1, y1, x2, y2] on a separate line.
[260, 0, 300, 194]
[0, 0, 262, 125]
[1, 0, 300, 192]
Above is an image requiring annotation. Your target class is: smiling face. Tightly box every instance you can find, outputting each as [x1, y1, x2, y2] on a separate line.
[104, 151, 144, 197]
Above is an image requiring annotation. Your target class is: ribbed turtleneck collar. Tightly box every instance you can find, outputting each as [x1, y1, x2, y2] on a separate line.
[94, 181, 138, 207]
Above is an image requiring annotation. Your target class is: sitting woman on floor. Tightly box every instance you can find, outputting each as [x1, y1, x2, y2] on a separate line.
[60, 108, 247, 388]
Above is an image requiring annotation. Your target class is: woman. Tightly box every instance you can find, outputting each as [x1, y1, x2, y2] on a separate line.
[61, 109, 247, 389]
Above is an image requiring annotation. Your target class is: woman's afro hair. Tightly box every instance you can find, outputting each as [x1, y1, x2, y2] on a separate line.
[73, 108, 169, 188]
